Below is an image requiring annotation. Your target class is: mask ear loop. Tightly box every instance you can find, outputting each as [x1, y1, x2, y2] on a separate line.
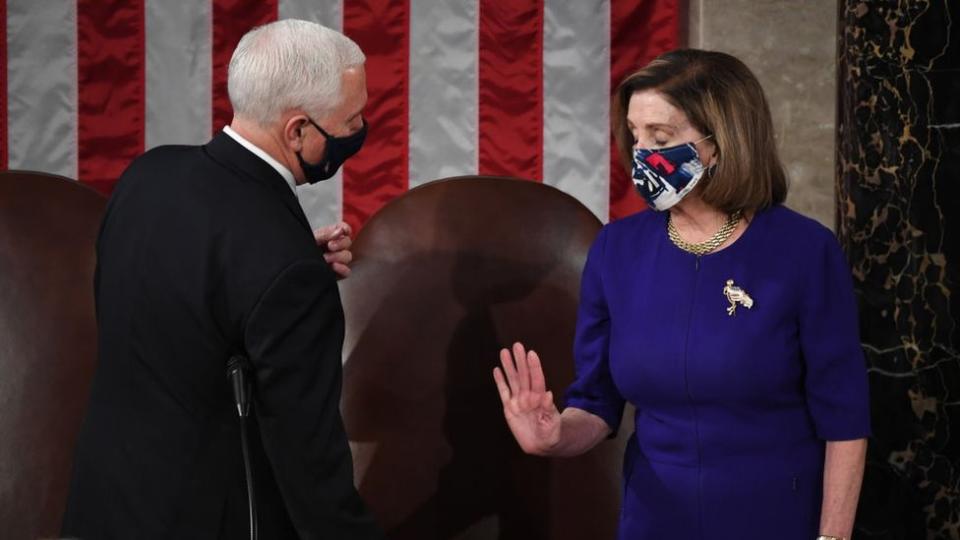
[684, 133, 714, 154]
[693, 133, 718, 176]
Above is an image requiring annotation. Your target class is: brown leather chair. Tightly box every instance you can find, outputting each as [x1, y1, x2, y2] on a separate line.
[340, 176, 630, 540]
[0, 171, 105, 538]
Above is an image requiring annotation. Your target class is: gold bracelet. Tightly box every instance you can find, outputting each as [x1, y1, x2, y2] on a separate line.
[816, 536, 846, 540]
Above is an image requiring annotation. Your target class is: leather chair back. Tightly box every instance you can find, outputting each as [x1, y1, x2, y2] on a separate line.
[340, 176, 629, 540]
[0, 171, 105, 537]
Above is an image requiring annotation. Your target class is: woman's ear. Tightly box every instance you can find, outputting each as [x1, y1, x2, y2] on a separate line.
[701, 139, 719, 168]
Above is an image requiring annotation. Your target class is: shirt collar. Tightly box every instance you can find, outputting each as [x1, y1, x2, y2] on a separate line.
[223, 126, 298, 197]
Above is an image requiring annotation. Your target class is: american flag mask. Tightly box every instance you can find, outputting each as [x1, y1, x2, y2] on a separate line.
[631, 135, 712, 212]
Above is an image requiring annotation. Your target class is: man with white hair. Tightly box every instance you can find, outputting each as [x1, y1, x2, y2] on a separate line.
[62, 20, 382, 539]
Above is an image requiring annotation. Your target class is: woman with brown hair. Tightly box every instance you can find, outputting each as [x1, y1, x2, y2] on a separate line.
[494, 49, 870, 540]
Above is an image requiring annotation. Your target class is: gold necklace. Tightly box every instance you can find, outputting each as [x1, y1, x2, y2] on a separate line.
[667, 210, 743, 256]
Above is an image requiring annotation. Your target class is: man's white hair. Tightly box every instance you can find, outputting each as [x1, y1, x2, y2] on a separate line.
[228, 19, 365, 126]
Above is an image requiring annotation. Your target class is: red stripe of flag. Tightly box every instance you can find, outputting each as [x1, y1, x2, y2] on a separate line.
[342, 0, 410, 233]
[76, 0, 146, 194]
[1, 0, 7, 170]
[478, 0, 544, 182]
[609, 0, 682, 220]
[211, 0, 278, 134]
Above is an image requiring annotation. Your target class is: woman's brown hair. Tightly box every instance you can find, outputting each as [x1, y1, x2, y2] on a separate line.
[612, 49, 787, 213]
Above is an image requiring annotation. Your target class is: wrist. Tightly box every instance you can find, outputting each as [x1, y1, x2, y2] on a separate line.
[817, 535, 847, 540]
[537, 429, 562, 456]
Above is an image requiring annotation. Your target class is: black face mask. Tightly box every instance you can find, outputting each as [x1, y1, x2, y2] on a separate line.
[297, 117, 367, 183]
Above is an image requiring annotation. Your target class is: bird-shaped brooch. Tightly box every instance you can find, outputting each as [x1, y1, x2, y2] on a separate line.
[722, 279, 754, 316]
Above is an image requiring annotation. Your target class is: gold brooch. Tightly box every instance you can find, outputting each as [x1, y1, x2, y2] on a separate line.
[723, 279, 754, 316]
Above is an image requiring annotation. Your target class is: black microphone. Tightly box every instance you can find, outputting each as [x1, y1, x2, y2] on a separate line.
[227, 356, 251, 418]
[227, 355, 257, 540]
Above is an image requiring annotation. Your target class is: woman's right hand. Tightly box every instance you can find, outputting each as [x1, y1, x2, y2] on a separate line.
[493, 342, 562, 455]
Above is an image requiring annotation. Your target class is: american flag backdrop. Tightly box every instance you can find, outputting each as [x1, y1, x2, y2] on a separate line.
[0, 0, 681, 231]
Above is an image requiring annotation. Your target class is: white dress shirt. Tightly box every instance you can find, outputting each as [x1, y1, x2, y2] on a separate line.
[223, 125, 298, 198]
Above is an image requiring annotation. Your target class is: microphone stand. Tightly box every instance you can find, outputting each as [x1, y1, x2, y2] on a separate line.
[227, 355, 257, 540]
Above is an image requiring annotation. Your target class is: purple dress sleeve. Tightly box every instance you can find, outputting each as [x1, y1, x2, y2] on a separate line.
[799, 230, 872, 441]
[564, 227, 626, 433]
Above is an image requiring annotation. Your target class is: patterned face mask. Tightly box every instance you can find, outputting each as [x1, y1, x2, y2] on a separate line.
[631, 135, 712, 211]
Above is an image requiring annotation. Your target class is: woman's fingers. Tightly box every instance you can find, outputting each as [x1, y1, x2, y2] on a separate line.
[509, 343, 533, 411]
[499, 348, 520, 394]
[497, 343, 554, 417]
[541, 390, 555, 411]
[493, 367, 512, 406]
[528, 350, 547, 394]
[512, 342, 531, 393]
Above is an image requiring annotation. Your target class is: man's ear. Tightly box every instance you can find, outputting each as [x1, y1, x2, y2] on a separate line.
[283, 114, 309, 152]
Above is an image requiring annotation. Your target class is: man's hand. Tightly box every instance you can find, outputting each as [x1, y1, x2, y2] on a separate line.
[314, 221, 353, 279]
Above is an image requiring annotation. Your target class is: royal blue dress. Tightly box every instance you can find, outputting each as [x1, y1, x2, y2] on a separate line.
[564, 205, 871, 539]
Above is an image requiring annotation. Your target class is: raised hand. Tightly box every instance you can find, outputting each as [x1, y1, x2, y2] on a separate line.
[493, 342, 562, 455]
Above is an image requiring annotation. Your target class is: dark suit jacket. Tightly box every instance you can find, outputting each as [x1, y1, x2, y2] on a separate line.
[62, 132, 382, 539]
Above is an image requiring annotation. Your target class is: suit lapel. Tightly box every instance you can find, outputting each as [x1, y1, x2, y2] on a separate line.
[204, 132, 313, 232]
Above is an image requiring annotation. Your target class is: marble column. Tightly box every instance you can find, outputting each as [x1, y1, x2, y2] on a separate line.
[688, 0, 838, 228]
[836, 2, 960, 539]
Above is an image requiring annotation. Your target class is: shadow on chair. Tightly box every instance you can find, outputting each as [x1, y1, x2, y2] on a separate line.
[340, 176, 630, 540]
[0, 171, 105, 538]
